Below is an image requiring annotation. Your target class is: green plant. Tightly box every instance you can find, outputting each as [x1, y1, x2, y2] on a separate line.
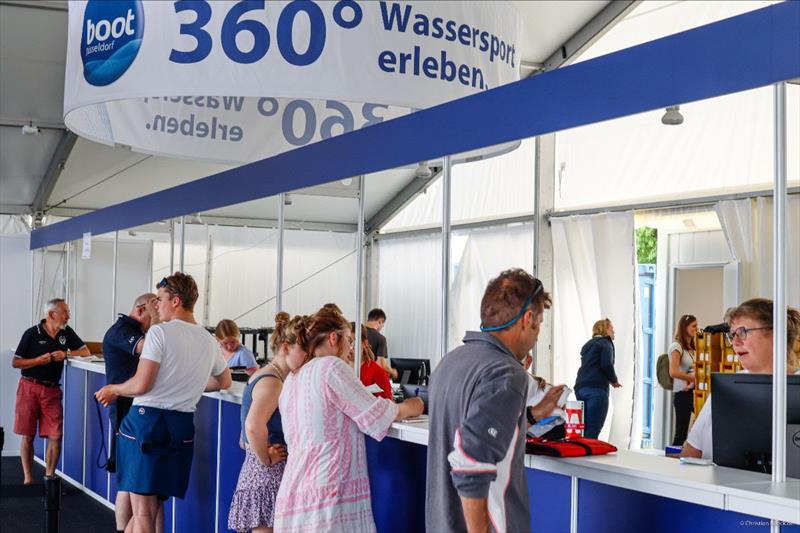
[636, 227, 657, 264]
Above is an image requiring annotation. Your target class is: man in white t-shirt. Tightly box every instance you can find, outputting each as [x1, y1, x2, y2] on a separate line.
[96, 272, 231, 533]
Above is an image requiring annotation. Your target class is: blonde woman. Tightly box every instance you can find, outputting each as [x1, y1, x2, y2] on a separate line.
[574, 318, 621, 439]
[228, 313, 306, 533]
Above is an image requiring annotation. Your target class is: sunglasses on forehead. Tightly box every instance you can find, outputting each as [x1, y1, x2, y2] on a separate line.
[156, 277, 182, 299]
[480, 280, 543, 332]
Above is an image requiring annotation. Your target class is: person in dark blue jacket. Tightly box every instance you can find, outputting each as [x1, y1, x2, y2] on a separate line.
[574, 319, 622, 439]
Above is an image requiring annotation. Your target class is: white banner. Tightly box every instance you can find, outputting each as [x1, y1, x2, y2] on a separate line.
[65, 0, 522, 164]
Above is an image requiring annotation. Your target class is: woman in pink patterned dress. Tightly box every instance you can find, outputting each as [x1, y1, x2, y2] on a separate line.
[274, 306, 423, 533]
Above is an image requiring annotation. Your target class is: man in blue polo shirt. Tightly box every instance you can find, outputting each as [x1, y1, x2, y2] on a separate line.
[102, 293, 158, 533]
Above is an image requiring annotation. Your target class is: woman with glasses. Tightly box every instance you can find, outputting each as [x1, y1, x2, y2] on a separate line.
[669, 314, 698, 446]
[574, 318, 621, 439]
[228, 312, 305, 533]
[681, 299, 800, 460]
[273, 305, 423, 532]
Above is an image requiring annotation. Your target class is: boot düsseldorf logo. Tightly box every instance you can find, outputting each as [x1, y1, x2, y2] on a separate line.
[80, 0, 144, 86]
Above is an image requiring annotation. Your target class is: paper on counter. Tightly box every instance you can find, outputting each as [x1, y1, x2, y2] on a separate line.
[365, 383, 383, 394]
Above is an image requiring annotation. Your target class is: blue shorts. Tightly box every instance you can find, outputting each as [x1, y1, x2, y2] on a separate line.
[117, 405, 194, 499]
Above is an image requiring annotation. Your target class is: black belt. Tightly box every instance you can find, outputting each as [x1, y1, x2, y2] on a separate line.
[22, 376, 60, 388]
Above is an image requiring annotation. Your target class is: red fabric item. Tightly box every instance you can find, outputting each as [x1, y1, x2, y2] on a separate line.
[360, 360, 393, 399]
[525, 436, 617, 457]
[14, 378, 63, 437]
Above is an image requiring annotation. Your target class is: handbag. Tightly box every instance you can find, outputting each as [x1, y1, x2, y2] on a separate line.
[525, 436, 617, 457]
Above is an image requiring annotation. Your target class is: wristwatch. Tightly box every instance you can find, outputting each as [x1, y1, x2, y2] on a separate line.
[526, 406, 537, 426]
[66, 348, 71, 358]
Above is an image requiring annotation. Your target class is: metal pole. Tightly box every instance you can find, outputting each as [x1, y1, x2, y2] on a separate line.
[179, 215, 186, 271]
[354, 176, 366, 376]
[532, 137, 541, 376]
[111, 231, 118, 322]
[441, 155, 452, 360]
[771, 82, 787, 487]
[169, 219, 175, 274]
[277, 193, 285, 313]
[65, 242, 71, 304]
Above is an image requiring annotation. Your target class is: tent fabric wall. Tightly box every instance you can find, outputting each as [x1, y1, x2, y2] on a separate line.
[551, 212, 637, 448]
[375, 233, 442, 362]
[717, 196, 800, 306]
[448, 223, 534, 351]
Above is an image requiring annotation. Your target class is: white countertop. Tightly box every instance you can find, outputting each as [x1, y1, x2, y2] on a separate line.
[66, 358, 799, 523]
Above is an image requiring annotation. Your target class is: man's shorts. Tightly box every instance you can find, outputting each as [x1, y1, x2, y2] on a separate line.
[14, 378, 63, 438]
[117, 405, 194, 499]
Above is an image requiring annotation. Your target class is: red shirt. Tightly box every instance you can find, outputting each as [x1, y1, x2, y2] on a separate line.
[360, 360, 393, 400]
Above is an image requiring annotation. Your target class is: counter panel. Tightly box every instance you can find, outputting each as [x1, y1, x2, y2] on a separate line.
[365, 436, 427, 533]
[217, 399, 246, 533]
[63, 365, 85, 482]
[527, 469, 571, 533]
[84, 371, 109, 499]
[578, 478, 773, 533]
[174, 396, 218, 533]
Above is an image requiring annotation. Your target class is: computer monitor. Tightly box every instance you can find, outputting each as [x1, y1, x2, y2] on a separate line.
[401, 384, 429, 415]
[390, 358, 430, 385]
[712, 373, 800, 475]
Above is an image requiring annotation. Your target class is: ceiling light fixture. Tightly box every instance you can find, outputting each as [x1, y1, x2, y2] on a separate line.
[661, 105, 684, 125]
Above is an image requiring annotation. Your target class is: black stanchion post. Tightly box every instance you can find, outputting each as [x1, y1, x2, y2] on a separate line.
[44, 475, 61, 533]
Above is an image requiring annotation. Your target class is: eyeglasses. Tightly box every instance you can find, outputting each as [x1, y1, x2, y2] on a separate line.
[725, 326, 772, 343]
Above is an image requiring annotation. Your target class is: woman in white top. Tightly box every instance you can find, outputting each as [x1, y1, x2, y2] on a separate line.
[682, 299, 800, 460]
[669, 314, 697, 446]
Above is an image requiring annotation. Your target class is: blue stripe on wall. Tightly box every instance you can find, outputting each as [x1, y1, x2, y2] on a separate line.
[30, 1, 800, 249]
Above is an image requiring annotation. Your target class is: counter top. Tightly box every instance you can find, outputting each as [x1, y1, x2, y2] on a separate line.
[65, 359, 799, 523]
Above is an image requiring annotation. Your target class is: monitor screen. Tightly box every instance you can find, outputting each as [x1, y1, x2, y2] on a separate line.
[711, 373, 800, 475]
[390, 358, 430, 385]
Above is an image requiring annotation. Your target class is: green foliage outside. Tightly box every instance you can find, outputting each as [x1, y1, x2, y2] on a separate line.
[636, 227, 657, 265]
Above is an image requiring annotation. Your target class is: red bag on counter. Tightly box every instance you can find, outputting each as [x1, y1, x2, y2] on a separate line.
[525, 436, 617, 457]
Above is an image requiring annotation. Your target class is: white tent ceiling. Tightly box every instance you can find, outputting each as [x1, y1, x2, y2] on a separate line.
[0, 0, 624, 228]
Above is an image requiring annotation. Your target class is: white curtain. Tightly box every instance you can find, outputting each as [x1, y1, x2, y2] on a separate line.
[551, 212, 637, 448]
[375, 233, 441, 363]
[449, 224, 534, 351]
[715, 196, 800, 306]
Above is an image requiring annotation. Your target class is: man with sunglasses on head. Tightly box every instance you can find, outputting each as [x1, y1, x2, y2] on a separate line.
[426, 268, 563, 533]
[96, 272, 232, 533]
[12, 298, 91, 484]
[101, 292, 158, 532]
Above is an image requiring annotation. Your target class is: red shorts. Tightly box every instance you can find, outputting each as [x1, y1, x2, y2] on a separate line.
[14, 378, 63, 438]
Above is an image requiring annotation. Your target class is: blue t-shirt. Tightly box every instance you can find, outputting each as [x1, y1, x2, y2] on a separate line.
[226, 345, 258, 370]
[103, 314, 145, 385]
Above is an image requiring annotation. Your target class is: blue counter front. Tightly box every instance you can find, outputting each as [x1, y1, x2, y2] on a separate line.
[36, 359, 799, 533]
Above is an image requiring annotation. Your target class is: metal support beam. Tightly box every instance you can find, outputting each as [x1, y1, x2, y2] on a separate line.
[169, 219, 175, 273]
[276, 194, 285, 313]
[366, 168, 441, 235]
[32, 131, 78, 213]
[179, 216, 186, 271]
[772, 82, 787, 486]
[354, 176, 366, 375]
[374, 213, 536, 242]
[542, 1, 639, 72]
[0, 118, 66, 130]
[111, 231, 118, 323]
[547, 187, 800, 221]
[440, 156, 452, 360]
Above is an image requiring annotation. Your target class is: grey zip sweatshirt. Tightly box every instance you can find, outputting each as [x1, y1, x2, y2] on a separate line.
[425, 331, 529, 533]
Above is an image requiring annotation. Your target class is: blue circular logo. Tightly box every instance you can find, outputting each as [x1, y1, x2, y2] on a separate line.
[80, 0, 144, 87]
